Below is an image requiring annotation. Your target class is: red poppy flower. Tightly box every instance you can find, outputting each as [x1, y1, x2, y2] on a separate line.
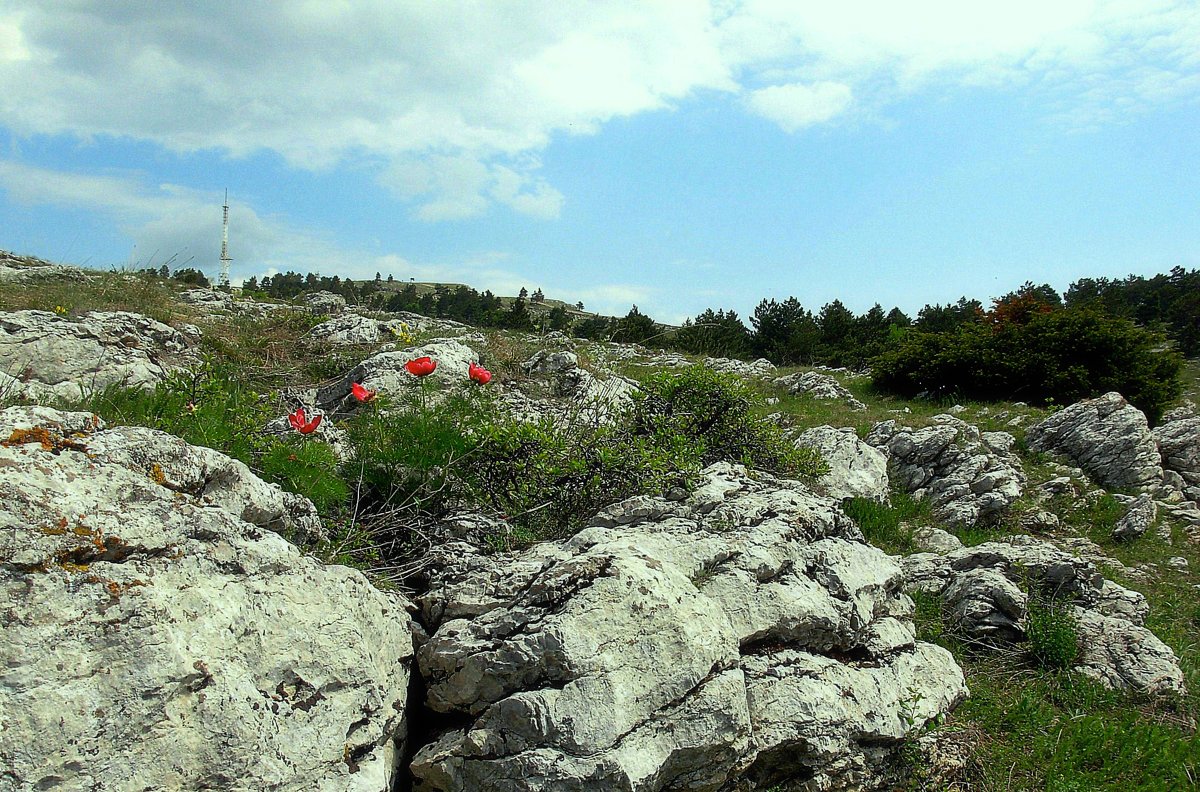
[288, 407, 322, 434]
[351, 382, 377, 402]
[468, 362, 492, 385]
[405, 356, 437, 377]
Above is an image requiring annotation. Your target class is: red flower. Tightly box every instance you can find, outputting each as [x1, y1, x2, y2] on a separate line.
[405, 356, 437, 377]
[288, 407, 322, 435]
[468, 362, 492, 385]
[351, 382, 377, 402]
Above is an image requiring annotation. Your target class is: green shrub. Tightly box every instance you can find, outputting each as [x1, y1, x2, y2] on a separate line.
[873, 308, 1182, 423]
[465, 416, 691, 543]
[342, 388, 484, 515]
[74, 358, 276, 464]
[1027, 597, 1080, 670]
[630, 365, 826, 479]
[259, 438, 349, 516]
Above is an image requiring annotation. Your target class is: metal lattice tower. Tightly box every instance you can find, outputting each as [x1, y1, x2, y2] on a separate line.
[219, 189, 232, 288]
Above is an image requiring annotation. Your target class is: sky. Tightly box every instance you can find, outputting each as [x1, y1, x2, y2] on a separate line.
[0, 1, 1198, 324]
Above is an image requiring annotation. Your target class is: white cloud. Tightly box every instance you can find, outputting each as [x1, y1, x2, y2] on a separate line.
[747, 81, 853, 131]
[0, 1, 1197, 209]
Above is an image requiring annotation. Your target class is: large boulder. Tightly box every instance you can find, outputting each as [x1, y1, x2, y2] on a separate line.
[1026, 392, 1163, 490]
[901, 536, 1184, 694]
[316, 339, 482, 412]
[703, 356, 777, 378]
[0, 407, 414, 791]
[308, 313, 413, 345]
[301, 290, 348, 316]
[1153, 416, 1200, 502]
[867, 416, 1025, 527]
[410, 463, 967, 792]
[0, 310, 193, 401]
[795, 425, 889, 502]
[774, 371, 866, 411]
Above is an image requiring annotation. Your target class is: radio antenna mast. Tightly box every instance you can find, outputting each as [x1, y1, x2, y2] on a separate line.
[219, 189, 232, 288]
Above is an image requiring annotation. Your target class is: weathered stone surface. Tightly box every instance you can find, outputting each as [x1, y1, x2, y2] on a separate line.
[1026, 392, 1163, 490]
[907, 536, 1183, 694]
[1154, 416, 1200, 502]
[866, 416, 1025, 527]
[912, 525, 963, 555]
[704, 356, 777, 378]
[0, 251, 91, 283]
[944, 568, 1027, 643]
[1113, 494, 1158, 542]
[411, 463, 966, 792]
[82, 423, 326, 544]
[301, 290, 347, 315]
[795, 425, 889, 502]
[0, 310, 192, 401]
[308, 312, 413, 345]
[0, 408, 413, 792]
[774, 371, 866, 411]
[510, 349, 639, 426]
[316, 339, 481, 413]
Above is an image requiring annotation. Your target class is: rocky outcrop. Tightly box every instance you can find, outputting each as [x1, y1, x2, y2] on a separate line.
[0, 251, 91, 283]
[774, 371, 866, 411]
[902, 536, 1184, 694]
[1026, 392, 1163, 490]
[1113, 494, 1158, 542]
[317, 339, 481, 412]
[867, 416, 1025, 527]
[703, 356, 777, 378]
[514, 349, 639, 425]
[0, 310, 193, 401]
[301, 290, 348, 315]
[795, 425, 889, 502]
[1153, 416, 1200, 502]
[0, 407, 414, 792]
[308, 312, 413, 345]
[410, 463, 967, 792]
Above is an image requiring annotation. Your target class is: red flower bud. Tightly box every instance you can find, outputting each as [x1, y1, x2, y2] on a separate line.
[468, 362, 492, 385]
[351, 382, 377, 402]
[405, 356, 437, 377]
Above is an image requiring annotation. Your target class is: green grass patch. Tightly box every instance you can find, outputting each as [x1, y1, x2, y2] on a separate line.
[841, 492, 931, 555]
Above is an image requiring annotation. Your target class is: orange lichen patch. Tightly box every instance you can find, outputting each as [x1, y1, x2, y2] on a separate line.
[2, 427, 88, 454]
[148, 463, 169, 486]
[39, 516, 70, 536]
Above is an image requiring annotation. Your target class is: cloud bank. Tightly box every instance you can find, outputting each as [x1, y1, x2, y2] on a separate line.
[2, 1, 1196, 218]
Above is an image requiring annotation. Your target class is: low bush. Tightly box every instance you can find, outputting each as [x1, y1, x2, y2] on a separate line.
[873, 307, 1181, 423]
[1026, 596, 1080, 670]
[630, 365, 826, 479]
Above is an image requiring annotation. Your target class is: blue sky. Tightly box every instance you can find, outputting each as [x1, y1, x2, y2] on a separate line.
[1, 2, 1198, 323]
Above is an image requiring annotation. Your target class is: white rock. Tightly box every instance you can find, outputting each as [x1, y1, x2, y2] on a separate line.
[795, 426, 890, 502]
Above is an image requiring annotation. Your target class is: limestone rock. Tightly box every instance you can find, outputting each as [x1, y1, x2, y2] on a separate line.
[1113, 494, 1158, 542]
[512, 349, 639, 425]
[301, 290, 347, 315]
[0, 251, 91, 283]
[912, 525, 963, 555]
[866, 416, 1025, 527]
[910, 536, 1183, 694]
[774, 371, 866, 411]
[1153, 416, 1200, 502]
[411, 463, 966, 792]
[795, 425, 889, 502]
[316, 339, 481, 412]
[1026, 392, 1163, 490]
[0, 408, 413, 792]
[703, 356, 777, 378]
[308, 313, 413, 345]
[0, 310, 193, 402]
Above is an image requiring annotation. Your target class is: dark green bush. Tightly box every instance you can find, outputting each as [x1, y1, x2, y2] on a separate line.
[1027, 597, 1080, 670]
[873, 308, 1181, 423]
[630, 365, 826, 478]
